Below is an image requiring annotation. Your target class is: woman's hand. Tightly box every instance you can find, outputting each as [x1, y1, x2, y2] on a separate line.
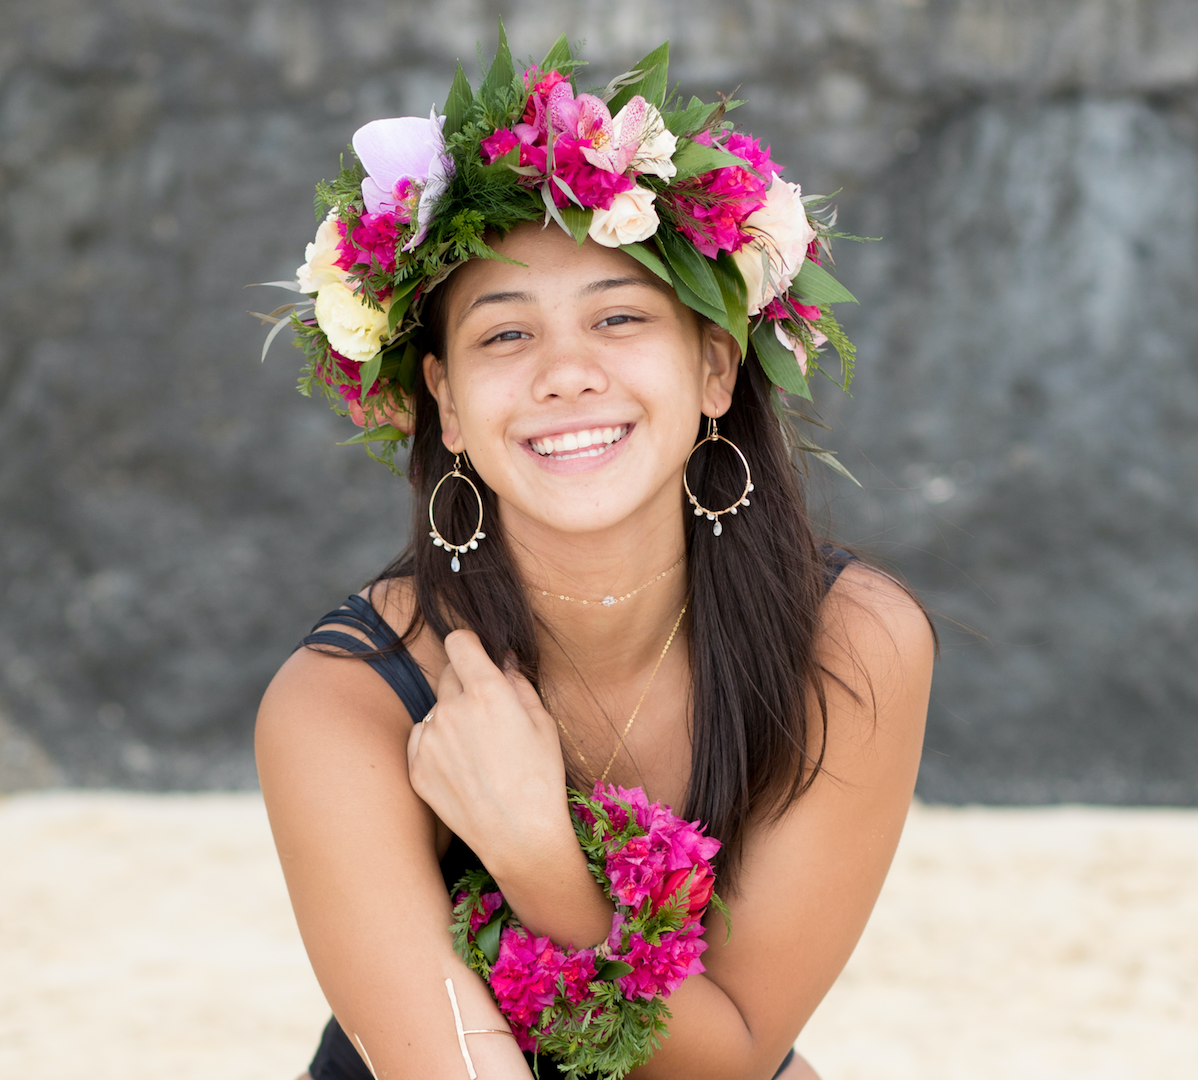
[407, 630, 615, 946]
[407, 629, 567, 864]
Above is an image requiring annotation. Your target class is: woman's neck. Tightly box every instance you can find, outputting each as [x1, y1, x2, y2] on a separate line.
[500, 502, 690, 693]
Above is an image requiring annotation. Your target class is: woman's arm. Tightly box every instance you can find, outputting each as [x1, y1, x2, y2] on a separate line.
[256, 643, 534, 1080]
[628, 563, 934, 1078]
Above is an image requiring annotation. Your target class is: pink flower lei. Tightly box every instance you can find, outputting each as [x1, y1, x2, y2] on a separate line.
[450, 783, 729, 1079]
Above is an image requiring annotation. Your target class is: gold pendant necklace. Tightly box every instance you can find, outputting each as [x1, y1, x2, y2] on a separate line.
[551, 602, 687, 785]
[535, 553, 685, 608]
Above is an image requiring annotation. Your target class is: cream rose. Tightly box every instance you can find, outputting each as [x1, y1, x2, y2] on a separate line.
[297, 211, 348, 294]
[731, 174, 817, 315]
[612, 101, 678, 179]
[588, 186, 660, 248]
[314, 281, 391, 363]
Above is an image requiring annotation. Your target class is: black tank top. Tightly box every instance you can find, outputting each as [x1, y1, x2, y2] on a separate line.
[301, 549, 852, 1079]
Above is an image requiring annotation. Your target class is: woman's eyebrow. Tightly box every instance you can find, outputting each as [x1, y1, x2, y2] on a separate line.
[578, 275, 670, 298]
[457, 290, 536, 328]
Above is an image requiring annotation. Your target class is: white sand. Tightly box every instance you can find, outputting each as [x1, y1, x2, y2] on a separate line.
[2, 794, 1195, 1080]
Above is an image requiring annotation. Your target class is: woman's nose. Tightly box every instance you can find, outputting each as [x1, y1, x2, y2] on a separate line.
[529, 332, 610, 402]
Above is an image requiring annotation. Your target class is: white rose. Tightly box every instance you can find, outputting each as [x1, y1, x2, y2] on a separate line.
[297, 211, 348, 294]
[731, 174, 817, 315]
[612, 101, 678, 179]
[314, 280, 391, 363]
[588, 186, 660, 248]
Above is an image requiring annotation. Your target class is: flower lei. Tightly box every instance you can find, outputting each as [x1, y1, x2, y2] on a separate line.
[450, 783, 729, 1080]
[257, 22, 861, 474]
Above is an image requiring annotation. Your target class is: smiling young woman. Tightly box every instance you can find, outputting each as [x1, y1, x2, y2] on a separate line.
[254, 31, 933, 1080]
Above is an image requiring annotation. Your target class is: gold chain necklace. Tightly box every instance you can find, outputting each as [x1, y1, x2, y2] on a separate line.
[551, 602, 688, 784]
[536, 553, 685, 608]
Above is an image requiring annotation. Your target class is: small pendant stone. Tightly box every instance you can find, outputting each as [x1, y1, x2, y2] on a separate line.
[602, 595, 616, 607]
[451, 554, 461, 573]
[712, 519, 723, 536]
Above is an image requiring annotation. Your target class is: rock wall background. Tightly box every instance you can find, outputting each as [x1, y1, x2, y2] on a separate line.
[1, 0, 1195, 798]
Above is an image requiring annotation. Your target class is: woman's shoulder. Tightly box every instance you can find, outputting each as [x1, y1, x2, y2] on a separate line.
[817, 556, 936, 720]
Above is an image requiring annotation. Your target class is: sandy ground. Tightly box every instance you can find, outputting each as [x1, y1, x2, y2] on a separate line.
[2, 794, 1195, 1080]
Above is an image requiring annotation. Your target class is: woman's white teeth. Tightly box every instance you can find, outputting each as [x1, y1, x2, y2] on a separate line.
[531, 426, 626, 457]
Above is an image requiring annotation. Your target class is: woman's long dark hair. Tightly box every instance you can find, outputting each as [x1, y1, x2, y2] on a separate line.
[378, 282, 835, 890]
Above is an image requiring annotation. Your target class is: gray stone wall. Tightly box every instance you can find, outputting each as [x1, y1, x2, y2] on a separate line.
[1, 0, 1195, 798]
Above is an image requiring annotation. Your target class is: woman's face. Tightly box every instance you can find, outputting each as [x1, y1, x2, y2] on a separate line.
[424, 223, 738, 543]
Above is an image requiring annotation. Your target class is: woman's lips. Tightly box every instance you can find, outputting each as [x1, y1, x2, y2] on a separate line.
[529, 424, 628, 460]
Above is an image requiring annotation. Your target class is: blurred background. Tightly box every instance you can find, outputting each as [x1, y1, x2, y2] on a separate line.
[1, 0, 1196, 802]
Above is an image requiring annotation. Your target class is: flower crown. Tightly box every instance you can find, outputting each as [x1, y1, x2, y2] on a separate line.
[256, 25, 860, 473]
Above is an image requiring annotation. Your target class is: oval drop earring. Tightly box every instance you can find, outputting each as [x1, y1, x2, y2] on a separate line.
[428, 453, 487, 572]
[683, 416, 754, 537]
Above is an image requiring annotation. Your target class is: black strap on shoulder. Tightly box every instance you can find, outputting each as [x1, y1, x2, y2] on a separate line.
[819, 543, 854, 594]
[300, 595, 436, 723]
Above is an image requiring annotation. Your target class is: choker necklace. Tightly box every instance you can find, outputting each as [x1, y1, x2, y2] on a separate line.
[552, 602, 688, 785]
[535, 553, 685, 608]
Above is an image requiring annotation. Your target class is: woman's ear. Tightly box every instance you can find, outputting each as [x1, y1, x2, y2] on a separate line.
[700, 324, 741, 419]
[423, 352, 463, 453]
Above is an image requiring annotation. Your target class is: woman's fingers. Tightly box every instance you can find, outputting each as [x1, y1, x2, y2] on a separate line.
[443, 629, 508, 694]
[436, 657, 463, 704]
[505, 669, 551, 729]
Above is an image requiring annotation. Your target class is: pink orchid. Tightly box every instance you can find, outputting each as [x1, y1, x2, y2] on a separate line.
[352, 110, 454, 250]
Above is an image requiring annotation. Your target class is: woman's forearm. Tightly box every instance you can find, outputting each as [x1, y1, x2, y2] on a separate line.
[478, 806, 615, 947]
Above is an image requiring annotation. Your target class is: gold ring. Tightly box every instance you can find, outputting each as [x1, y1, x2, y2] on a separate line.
[422, 708, 436, 725]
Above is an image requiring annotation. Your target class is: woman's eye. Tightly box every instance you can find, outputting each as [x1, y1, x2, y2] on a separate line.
[596, 314, 641, 329]
[485, 329, 528, 344]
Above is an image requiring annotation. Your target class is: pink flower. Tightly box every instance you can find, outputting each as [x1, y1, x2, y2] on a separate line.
[480, 128, 520, 164]
[773, 322, 825, 376]
[764, 298, 821, 323]
[466, 891, 505, 935]
[489, 928, 564, 1052]
[612, 924, 708, 1000]
[549, 135, 634, 209]
[647, 865, 715, 922]
[336, 211, 403, 273]
[557, 949, 598, 1005]
[668, 131, 781, 256]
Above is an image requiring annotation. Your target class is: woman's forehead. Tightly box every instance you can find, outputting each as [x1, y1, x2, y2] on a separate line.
[446, 226, 670, 315]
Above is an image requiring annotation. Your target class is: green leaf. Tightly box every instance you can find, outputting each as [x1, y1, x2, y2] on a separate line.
[669, 138, 750, 181]
[336, 423, 407, 446]
[479, 19, 514, 99]
[386, 280, 419, 336]
[712, 252, 749, 357]
[539, 33, 573, 74]
[669, 269, 727, 327]
[595, 959, 635, 981]
[559, 205, 593, 246]
[607, 42, 670, 112]
[476, 915, 504, 965]
[708, 890, 734, 945]
[443, 62, 473, 138]
[396, 341, 420, 394]
[358, 353, 382, 399]
[618, 242, 671, 283]
[793, 259, 858, 305]
[654, 227, 725, 312]
[752, 321, 812, 400]
[664, 99, 721, 137]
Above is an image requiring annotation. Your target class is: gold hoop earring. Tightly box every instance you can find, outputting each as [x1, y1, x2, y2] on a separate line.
[428, 453, 486, 572]
[683, 416, 753, 537]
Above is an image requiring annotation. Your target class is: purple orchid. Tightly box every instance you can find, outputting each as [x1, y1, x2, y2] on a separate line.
[352, 109, 454, 250]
